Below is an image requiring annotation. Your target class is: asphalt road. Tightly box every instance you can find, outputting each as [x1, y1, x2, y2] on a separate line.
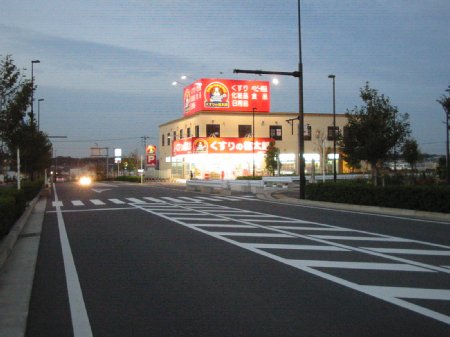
[25, 181, 450, 337]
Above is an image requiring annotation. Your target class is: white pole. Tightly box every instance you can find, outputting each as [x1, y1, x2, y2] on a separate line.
[322, 140, 325, 182]
[17, 148, 21, 190]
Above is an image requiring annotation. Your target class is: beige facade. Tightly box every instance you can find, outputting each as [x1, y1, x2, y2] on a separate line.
[158, 111, 347, 179]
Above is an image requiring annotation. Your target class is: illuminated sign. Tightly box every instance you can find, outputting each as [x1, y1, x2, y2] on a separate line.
[146, 144, 157, 166]
[183, 79, 270, 116]
[172, 137, 273, 156]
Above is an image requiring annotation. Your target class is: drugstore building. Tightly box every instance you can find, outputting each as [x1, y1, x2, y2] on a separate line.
[158, 78, 348, 179]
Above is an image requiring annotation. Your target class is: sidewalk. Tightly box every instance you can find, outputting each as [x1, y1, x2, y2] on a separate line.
[0, 196, 47, 337]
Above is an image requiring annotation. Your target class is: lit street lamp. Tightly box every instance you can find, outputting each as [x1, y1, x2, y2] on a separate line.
[328, 74, 337, 182]
[38, 98, 44, 131]
[31, 60, 40, 123]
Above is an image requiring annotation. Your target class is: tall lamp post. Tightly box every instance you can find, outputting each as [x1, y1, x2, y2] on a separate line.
[234, 0, 305, 199]
[38, 98, 44, 131]
[252, 107, 257, 177]
[328, 74, 337, 182]
[31, 60, 40, 123]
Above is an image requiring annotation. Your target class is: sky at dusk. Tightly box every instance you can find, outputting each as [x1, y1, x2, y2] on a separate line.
[1, 0, 449, 158]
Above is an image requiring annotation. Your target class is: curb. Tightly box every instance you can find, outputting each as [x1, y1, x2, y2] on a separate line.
[258, 190, 450, 223]
[0, 194, 42, 270]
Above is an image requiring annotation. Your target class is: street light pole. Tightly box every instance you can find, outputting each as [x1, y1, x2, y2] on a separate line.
[297, 0, 305, 199]
[252, 107, 256, 177]
[328, 74, 337, 182]
[31, 60, 40, 123]
[38, 98, 44, 131]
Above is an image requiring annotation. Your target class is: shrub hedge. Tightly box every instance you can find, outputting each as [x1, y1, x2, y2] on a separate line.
[305, 182, 450, 213]
[0, 180, 43, 237]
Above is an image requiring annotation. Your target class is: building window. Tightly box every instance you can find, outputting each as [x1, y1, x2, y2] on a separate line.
[173, 131, 177, 141]
[304, 124, 312, 141]
[269, 125, 282, 140]
[206, 124, 220, 137]
[162, 134, 165, 146]
[327, 126, 339, 141]
[167, 133, 171, 145]
[187, 127, 191, 138]
[195, 125, 200, 137]
[239, 125, 252, 138]
[180, 129, 183, 139]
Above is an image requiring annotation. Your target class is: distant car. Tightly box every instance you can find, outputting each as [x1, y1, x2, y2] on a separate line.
[55, 176, 65, 183]
[79, 175, 92, 186]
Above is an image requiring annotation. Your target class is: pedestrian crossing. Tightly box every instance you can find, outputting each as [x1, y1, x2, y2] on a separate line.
[130, 201, 450, 326]
[52, 195, 257, 208]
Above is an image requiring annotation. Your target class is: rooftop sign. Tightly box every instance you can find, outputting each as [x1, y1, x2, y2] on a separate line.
[183, 78, 270, 116]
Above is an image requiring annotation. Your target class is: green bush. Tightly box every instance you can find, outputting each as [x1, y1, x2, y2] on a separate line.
[236, 176, 263, 180]
[114, 176, 141, 183]
[0, 195, 16, 236]
[0, 181, 43, 237]
[305, 182, 450, 213]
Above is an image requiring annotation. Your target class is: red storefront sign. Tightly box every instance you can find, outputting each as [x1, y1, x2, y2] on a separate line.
[183, 79, 270, 116]
[146, 144, 157, 166]
[172, 137, 273, 156]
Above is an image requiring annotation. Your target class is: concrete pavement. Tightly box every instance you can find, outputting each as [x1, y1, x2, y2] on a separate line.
[0, 196, 46, 337]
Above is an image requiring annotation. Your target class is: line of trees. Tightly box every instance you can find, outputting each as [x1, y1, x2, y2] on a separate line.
[0, 55, 52, 181]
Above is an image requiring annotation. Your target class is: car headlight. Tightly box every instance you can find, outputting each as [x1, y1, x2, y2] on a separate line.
[79, 176, 92, 186]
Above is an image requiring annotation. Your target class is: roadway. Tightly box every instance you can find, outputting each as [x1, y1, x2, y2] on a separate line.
[3, 181, 450, 336]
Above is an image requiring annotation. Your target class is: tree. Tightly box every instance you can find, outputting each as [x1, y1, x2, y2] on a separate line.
[437, 84, 450, 183]
[0, 55, 50, 180]
[402, 138, 421, 170]
[265, 140, 279, 176]
[340, 82, 411, 185]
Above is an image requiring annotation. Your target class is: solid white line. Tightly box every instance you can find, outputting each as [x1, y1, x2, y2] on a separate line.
[108, 198, 125, 204]
[246, 243, 349, 251]
[53, 185, 93, 337]
[52, 201, 63, 207]
[174, 217, 229, 221]
[288, 260, 433, 272]
[362, 248, 450, 256]
[194, 224, 256, 228]
[360, 286, 450, 300]
[71, 200, 84, 206]
[213, 232, 294, 238]
[271, 226, 351, 231]
[90, 199, 105, 206]
[310, 235, 411, 242]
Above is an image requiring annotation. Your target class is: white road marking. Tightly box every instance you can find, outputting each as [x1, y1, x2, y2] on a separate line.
[288, 260, 433, 272]
[194, 224, 256, 228]
[52, 201, 63, 207]
[126, 198, 146, 204]
[310, 235, 412, 242]
[271, 226, 352, 231]
[108, 198, 126, 204]
[71, 200, 84, 206]
[89, 199, 105, 206]
[246, 243, 350, 251]
[53, 185, 93, 337]
[213, 232, 294, 238]
[143, 197, 165, 203]
[363, 248, 450, 256]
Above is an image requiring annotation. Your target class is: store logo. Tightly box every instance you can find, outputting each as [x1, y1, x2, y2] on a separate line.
[193, 138, 208, 153]
[204, 82, 229, 108]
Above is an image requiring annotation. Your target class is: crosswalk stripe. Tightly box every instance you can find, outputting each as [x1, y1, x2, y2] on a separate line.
[143, 197, 165, 203]
[160, 197, 185, 203]
[72, 200, 84, 206]
[213, 232, 293, 238]
[126, 198, 146, 204]
[246, 243, 349, 251]
[195, 196, 227, 201]
[90, 199, 105, 206]
[362, 248, 450, 256]
[108, 198, 126, 204]
[288, 260, 432, 272]
[177, 197, 202, 202]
